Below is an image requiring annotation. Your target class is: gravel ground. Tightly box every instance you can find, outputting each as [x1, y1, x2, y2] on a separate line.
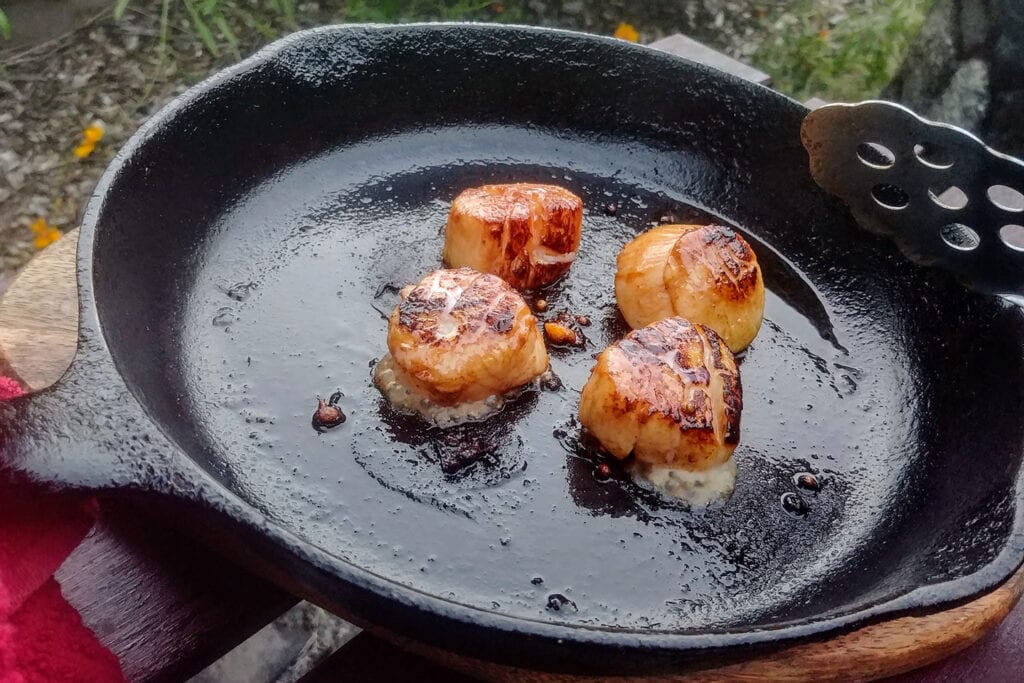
[0, 0, 846, 283]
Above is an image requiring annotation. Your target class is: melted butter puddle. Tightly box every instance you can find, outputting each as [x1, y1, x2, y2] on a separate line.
[374, 354, 552, 427]
[630, 458, 737, 506]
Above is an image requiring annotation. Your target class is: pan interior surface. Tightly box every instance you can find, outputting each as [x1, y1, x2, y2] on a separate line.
[91, 26, 1024, 638]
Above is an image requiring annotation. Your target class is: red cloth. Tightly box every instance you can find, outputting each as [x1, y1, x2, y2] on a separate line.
[0, 377, 125, 682]
[0, 378, 23, 402]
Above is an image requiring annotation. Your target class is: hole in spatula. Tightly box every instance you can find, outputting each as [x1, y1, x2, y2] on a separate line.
[914, 142, 954, 170]
[872, 183, 910, 210]
[929, 186, 969, 210]
[857, 143, 895, 169]
[988, 185, 1024, 213]
[1000, 225, 1024, 252]
[940, 223, 981, 251]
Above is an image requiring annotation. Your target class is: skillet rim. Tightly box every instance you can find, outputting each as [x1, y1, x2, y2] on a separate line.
[74, 22, 1024, 667]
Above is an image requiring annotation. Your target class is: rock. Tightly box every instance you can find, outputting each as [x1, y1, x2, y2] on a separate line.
[5, 170, 26, 192]
[993, 0, 1024, 68]
[959, 0, 992, 55]
[988, 89, 1024, 154]
[927, 58, 989, 131]
[884, 0, 958, 106]
[887, 0, 1024, 155]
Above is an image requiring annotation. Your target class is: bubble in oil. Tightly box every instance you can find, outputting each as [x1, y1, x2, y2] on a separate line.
[226, 282, 257, 301]
[212, 307, 237, 327]
[781, 492, 809, 516]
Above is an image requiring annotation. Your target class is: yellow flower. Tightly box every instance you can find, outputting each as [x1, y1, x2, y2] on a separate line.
[614, 22, 639, 43]
[31, 217, 61, 250]
[73, 141, 96, 158]
[83, 124, 104, 143]
[72, 123, 104, 159]
[818, 28, 830, 41]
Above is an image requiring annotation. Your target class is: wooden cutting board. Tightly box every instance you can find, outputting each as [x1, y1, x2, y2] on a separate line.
[2, 228, 1023, 681]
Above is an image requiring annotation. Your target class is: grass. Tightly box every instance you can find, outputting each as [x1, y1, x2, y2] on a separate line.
[753, 0, 938, 102]
[343, 0, 529, 23]
[103, 0, 527, 59]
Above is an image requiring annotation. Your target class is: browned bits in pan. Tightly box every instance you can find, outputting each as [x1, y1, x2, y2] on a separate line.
[312, 391, 346, 432]
[544, 321, 579, 346]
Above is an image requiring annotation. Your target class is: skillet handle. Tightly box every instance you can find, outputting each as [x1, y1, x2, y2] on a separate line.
[0, 353, 182, 494]
[801, 101, 1024, 301]
[0, 231, 182, 494]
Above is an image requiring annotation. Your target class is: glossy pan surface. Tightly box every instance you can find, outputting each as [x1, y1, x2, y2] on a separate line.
[2, 24, 1024, 674]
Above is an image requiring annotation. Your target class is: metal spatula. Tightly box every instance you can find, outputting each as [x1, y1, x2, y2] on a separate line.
[801, 101, 1024, 299]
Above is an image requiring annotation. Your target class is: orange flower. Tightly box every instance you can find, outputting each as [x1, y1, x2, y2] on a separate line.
[818, 27, 830, 41]
[83, 124, 104, 143]
[614, 22, 639, 43]
[31, 217, 61, 250]
[73, 141, 96, 158]
[73, 123, 104, 159]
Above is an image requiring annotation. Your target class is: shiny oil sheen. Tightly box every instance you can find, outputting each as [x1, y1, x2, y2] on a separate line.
[165, 122, 1013, 629]
[4, 25, 1024, 674]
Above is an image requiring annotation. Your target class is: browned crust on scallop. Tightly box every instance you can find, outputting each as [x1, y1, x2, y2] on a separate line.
[669, 224, 760, 302]
[578, 317, 742, 469]
[386, 267, 548, 405]
[613, 319, 740, 439]
[615, 223, 765, 351]
[443, 184, 583, 290]
[396, 268, 521, 343]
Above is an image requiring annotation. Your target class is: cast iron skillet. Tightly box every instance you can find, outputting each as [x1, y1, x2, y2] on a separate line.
[3, 24, 1024, 676]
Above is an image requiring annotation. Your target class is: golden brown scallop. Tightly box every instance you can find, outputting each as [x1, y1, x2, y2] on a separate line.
[443, 184, 583, 290]
[578, 317, 742, 473]
[615, 224, 765, 351]
[374, 267, 549, 424]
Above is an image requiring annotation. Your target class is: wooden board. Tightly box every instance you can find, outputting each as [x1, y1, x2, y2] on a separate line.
[3, 233, 1024, 681]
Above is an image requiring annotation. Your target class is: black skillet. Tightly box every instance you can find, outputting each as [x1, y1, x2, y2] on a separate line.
[2, 24, 1024, 676]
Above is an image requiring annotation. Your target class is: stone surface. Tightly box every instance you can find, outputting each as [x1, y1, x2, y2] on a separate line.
[885, 0, 958, 107]
[885, 0, 1024, 156]
[958, 0, 992, 55]
[189, 601, 358, 683]
[929, 58, 990, 130]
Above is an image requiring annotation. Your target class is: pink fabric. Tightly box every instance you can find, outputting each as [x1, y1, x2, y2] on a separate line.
[0, 378, 23, 402]
[0, 377, 125, 682]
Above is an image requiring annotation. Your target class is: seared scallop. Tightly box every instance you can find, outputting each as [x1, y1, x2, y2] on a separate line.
[578, 317, 742, 501]
[615, 224, 765, 351]
[374, 267, 549, 424]
[443, 184, 584, 290]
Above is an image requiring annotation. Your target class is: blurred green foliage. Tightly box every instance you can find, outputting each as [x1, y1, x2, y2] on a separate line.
[0, 6, 11, 40]
[343, 0, 529, 22]
[754, 0, 937, 101]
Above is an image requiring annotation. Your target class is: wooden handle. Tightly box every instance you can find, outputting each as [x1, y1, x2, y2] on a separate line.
[0, 229, 79, 390]
[2, 229, 1023, 680]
